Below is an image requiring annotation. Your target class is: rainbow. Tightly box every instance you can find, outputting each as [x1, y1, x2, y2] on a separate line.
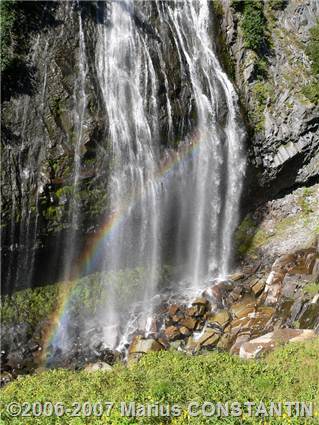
[40, 132, 204, 365]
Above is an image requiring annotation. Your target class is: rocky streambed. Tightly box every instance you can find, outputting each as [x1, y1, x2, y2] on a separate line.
[2, 239, 318, 387]
[128, 242, 319, 362]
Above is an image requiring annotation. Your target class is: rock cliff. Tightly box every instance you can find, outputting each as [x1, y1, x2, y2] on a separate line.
[1, 1, 199, 291]
[217, 0, 319, 203]
[1, 0, 318, 292]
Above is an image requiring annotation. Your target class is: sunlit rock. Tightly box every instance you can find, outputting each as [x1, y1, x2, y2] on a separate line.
[239, 329, 317, 359]
[129, 336, 165, 355]
[84, 362, 113, 373]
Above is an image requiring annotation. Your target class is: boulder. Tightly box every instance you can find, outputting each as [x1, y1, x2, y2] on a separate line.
[206, 309, 230, 329]
[169, 340, 184, 351]
[179, 317, 197, 330]
[129, 336, 165, 354]
[200, 332, 220, 348]
[185, 306, 199, 317]
[229, 316, 252, 336]
[250, 278, 266, 296]
[230, 296, 256, 319]
[185, 304, 206, 318]
[171, 314, 183, 323]
[216, 332, 233, 351]
[0, 372, 13, 387]
[164, 326, 182, 341]
[298, 303, 319, 330]
[227, 273, 245, 281]
[202, 281, 232, 307]
[192, 297, 209, 307]
[264, 270, 284, 305]
[186, 327, 220, 351]
[227, 285, 244, 303]
[145, 318, 159, 335]
[239, 329, 317, 359]
[84, 362, 113, 373]
[230, 333, 251, 355]
[168, 304, 180, 317]
[312, 259, 319, 279]
[180, 326, 191, 337]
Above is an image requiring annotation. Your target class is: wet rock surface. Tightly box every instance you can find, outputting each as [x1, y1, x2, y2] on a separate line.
[1, 1, 202, 293]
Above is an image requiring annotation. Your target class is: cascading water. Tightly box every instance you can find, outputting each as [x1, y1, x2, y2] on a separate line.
[3, 0, 246, 359]
[91, 0, 245, 348]
[62, 11, 89, 281]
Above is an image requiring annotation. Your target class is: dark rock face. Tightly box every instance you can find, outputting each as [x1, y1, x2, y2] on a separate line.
[1, 2, 108, 292]
[1, 1, 199, 292]
[218, 0, 319, 204]
[2, 0, 317, 293]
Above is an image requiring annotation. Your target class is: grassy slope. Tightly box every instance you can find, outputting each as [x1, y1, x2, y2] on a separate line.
[1, 339, 318, 424]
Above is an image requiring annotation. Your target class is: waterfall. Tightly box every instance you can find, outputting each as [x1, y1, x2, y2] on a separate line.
[2, 0, 245, 356]
[63, 10, 89, 280]
[93, 0, 245, 347]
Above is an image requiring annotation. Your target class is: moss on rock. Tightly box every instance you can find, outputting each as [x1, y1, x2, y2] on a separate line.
[235, 184, 319, 259]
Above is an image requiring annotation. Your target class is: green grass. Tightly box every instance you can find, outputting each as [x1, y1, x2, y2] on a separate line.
[303, 282, 319, 297]
[1, 340, 318, 424]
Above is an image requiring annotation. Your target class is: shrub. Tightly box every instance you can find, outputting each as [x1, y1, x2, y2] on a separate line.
[241, 1, 266, 52]
[268, 0, 287, 10]
[306, 21, 319, 76]
[303, 21, 319, 104]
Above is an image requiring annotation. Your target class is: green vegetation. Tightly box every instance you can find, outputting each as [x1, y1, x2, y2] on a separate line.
[268, 0, 287, 10]
[303, 21, 319, 104]
[297, 190, 314, 215]
[232, 0, 266, 52]
[235, 215, 258, 256]
[0, 0, 16, 71]
[231, 1, 273, 132]
[306, 21, 319, 76]
[303, 282, 319, 297]
[1, 284, 60, 328]
[249, 81, 272, 132]
[242, 1, 266, 51]
[1, 340, 318, 424]
[1, 267, 173, 329]
[302, 82, 319, 104]
[235, 185, 319, 258]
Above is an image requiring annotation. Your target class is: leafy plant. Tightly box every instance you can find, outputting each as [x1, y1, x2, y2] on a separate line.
[249, 81, 272, 132]
[306, 21, 319, 76]
[302, 21, 319, 104]
[268, 0, 287, 10]
[0, 0, 16, 71]
[303, 282, 319, 296]
[241, 1, 266, 52]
